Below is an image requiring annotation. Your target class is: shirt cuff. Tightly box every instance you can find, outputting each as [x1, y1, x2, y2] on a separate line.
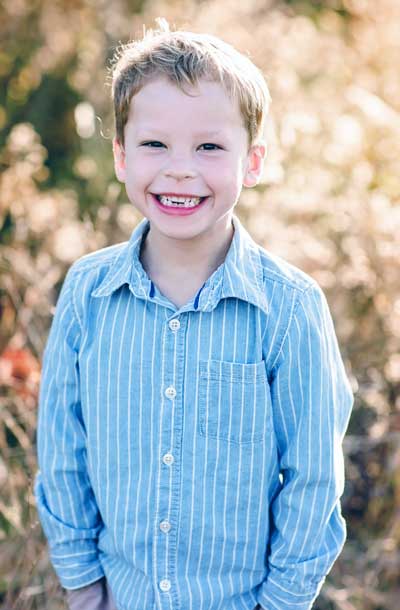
[35, 476, 104, 588]
[258, 574, 324, 610]
[49, 540, 104, 589]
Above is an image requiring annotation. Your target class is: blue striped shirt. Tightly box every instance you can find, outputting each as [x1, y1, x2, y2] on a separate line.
[35, 214, 354, 610]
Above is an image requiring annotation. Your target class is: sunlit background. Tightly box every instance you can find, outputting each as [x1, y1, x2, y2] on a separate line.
[0, 0, 399, 608]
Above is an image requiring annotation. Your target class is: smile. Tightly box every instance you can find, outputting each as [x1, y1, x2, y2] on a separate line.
[154, 194, 207, 208]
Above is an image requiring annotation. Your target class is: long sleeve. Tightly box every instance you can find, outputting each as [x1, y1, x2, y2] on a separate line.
[258, 283, 354, 610]
[34, 267, 105, 589]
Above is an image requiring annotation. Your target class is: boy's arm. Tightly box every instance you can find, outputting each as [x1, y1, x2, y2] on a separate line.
[258, 283, 354, 610]
[34, 266, 105, 590]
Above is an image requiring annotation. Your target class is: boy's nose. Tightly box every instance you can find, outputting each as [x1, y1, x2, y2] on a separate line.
[163, 165, 197, 181]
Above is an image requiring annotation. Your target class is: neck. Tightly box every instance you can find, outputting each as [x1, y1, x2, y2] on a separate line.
[140, 216, 234, 282]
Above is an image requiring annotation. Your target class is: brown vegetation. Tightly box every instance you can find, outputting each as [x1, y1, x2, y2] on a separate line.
[0, 0, 399, 608]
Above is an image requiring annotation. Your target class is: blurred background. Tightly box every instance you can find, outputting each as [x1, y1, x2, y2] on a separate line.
[0, 0, 399, 608]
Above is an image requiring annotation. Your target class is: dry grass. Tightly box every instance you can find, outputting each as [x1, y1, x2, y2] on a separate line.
[1, 0, 400, 608]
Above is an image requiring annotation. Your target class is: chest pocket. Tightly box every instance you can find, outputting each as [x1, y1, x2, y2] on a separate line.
[198, 359, 272, 445]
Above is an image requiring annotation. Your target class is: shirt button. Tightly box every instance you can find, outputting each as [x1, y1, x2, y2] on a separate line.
[168, 318, 180, 331]
[160, 520, 171, 533]
[163, 453, 174, 465]
[165, 386, 176, 399]
[159, 579, 171, 592]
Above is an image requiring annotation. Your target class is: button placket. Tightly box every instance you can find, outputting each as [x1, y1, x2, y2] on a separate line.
[156, 314, 186, 605]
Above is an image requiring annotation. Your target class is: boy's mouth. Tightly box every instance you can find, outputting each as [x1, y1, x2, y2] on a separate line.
[154, 194, 208, 209]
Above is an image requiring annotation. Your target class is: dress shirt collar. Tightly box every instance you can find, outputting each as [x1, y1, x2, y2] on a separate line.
[92, 215, 269, 314]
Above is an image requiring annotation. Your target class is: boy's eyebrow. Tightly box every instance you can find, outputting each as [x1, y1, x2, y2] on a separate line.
[195, 131, 227, 139]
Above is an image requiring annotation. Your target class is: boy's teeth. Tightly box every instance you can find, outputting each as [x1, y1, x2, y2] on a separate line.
[158, 195, 202, 208]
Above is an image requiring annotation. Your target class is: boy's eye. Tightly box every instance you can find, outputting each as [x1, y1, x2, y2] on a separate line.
[198, 143, 222, 151]
[141, 141, 165, 148]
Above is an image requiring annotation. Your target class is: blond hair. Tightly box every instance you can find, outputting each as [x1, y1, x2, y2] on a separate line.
[110, 19, 271, 147]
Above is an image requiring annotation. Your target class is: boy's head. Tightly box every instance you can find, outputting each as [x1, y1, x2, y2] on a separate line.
[110, 20, 271, 245]
[111, 19, 271, 149]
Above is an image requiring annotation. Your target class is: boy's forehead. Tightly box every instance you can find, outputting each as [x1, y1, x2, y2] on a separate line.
[127, 77, 245, 129]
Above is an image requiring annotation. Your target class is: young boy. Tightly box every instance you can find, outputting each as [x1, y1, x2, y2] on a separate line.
[35, 20, 354, 610]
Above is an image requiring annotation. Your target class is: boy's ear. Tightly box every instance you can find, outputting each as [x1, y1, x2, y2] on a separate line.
[243, 142, 266, 188]
[113, 138, 126, 183]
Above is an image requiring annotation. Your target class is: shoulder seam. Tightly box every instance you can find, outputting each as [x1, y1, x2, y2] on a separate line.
[269, 282, 315, 372]
[263, 271, 310, 292]
[257, 243, 316, 293]
[70, 241, 129, 274]
[67, 267, 84, 335]
[73, 252, 125, 273]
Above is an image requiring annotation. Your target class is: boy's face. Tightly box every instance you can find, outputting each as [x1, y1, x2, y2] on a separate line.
[113, 77, 265, 245]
